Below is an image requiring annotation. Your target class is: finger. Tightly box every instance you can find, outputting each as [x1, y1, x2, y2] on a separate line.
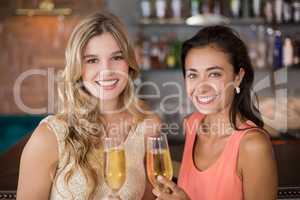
[156, 190, 174, 200]
[152, 188, 160, 197]
[157, 176, 180, 193]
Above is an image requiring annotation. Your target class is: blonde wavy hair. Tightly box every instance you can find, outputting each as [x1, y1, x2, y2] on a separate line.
[55, 11, 148, 199]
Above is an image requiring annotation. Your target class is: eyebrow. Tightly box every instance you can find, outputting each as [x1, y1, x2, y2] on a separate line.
[83, 50, 123, 59]
[186, 66, 224, 72]
[83, 54, 97, 59]
[111, 50, 123, 56]
[206, 66, 224, 71]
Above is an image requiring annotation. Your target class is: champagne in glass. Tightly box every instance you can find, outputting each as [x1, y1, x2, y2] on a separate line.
[146, 134, 173, 188]
[104, 137, 126, 198]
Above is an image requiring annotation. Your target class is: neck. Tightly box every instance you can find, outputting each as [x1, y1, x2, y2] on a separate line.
[99, 97, 121, 115]
[200, 107, 243, 138]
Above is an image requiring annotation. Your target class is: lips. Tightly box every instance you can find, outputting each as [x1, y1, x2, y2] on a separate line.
[95, 79, 119, 87]
[195, 94, 219, 104]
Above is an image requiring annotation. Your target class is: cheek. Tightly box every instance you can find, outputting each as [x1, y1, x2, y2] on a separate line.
[117, 65, 129, 80]
[185, 80, 195, 97]
[82, 65, 96, 81]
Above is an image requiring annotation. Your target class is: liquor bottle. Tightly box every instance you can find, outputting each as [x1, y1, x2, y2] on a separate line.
[283, 37, 294, 67]
[150, 36, 161, 69]
[264, 0, 273, 23]
[293, 0, 300, 22]
[214, 0, 221, 15]
[253, 0, 262, 17]
[283, 0, 293, 22]
[275, 0, 283, 23]
[191, 0, 200, 16]
[242, 0, 251, 18]
[171, 0, 182, 19]
[266, 28, 275, 67]
[202, 0, 210, 14]
[141, 0, 152, 19]
[273, 30, 283, 70]
[221, 0, 231, 17]
[231, 0, 241, 17]
[155, 0, 167, 19]
[158, 36, 167, 68]
[142, 39, 151, 70]
[166, 35, 181, 69]
[166, 40, 177, 68]
[256, 26, 267, 68]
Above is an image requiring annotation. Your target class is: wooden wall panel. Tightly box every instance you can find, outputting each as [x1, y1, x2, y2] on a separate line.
[0, 0, 106, 114]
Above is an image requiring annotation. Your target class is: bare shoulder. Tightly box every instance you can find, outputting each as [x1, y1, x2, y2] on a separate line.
[21, 122, 59, 165]
[238, 128, 275, 172]
[240, 129, 273, 155]
[238, 130, 278, 199]
[143, 112, 161, 138]
[17, 120, 60, 199]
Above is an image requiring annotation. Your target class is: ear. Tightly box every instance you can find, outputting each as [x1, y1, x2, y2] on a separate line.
[234, 68, 245, 87]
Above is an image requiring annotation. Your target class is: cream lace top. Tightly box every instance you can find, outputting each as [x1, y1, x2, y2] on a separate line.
[40, 115, 146, 200]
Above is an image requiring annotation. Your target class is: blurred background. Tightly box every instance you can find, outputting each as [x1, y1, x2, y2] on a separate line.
[0, 0, 300, 199]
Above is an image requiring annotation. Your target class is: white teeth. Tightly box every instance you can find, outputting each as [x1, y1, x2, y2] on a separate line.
[196, 95, 217, 103]
[96, 79, 118, 87]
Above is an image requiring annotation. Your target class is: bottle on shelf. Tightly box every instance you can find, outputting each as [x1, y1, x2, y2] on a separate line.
[283, 0, 293, 23]
[158, 35, 168, 67]
[283, 37, 294, 67]
[140, 0, 152, 19]
[293, 0, 300, 22]
[253, 0, 262, 17]
[294, 38, 300, 67]
[150, 36, 162, 69]
[140, 35, 151, 70]
[191, 0, 200, 16]
[241, 0, 252, 18]
[256, 25, 267, 68]
[274, 0, 283, 23]
[202, 0, 210, 14]
[248, 26, 259, 67]
[171, 0, 182, 19]
[273, 30, 283, 70]
[230, 0, 242, 18]
[155, 0, 167, 19]
[266, 28, 275, 68]
[213, 0, 221, 15]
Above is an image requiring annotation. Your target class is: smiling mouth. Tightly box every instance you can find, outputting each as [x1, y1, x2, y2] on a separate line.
[196, 94, 219, 104]
[95, 79, 119, 87]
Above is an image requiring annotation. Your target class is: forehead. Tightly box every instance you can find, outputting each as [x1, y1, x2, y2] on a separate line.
[185, 46, 232, 71]
[84, 32, 121, 55]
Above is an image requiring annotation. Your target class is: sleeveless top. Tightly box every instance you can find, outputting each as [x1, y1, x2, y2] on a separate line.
[178, 112, 258, 200]
[40, 115, 146, 200]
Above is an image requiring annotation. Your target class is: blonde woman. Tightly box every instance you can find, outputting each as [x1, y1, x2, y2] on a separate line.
[17, 12, 159, 200]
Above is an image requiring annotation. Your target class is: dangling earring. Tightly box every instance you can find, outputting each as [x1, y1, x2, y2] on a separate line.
[235, 86, 240, 94]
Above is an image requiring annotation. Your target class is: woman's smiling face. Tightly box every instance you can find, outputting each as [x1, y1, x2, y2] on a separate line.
[82, 32, 129, 101]
[185, 45, 244, 115]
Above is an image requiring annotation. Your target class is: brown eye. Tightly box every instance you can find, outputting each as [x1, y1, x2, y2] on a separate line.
[112, 55, 124, 61]
[186, 73, 197, 79]
[209, 72, 221, 78]
[86, 58, 99, 64]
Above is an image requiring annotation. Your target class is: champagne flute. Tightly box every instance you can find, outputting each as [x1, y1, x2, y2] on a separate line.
[104, 137, 126, 199]
[146, 134, 173, 188]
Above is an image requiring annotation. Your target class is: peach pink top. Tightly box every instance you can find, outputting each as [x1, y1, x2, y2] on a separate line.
[178, 112, 257, 200]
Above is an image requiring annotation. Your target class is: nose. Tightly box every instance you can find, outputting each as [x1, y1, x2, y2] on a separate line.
[97, 60, 114, 79]
[194, 80, 217, 95]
